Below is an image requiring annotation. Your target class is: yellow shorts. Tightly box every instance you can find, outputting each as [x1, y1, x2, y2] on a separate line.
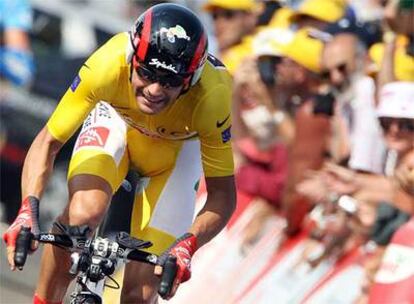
[68, 102, 202, 255]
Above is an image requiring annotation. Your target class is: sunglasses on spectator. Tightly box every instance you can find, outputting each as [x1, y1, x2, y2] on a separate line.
[379, 117, 414, 132]
[135, 62, 187, 88]
[211, 10, 243, 20]
[320, 63, 348, 80]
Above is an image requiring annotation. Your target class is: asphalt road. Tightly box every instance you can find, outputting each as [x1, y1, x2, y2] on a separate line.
[0, 223, 76, 304]
[0, 223, 38, 304]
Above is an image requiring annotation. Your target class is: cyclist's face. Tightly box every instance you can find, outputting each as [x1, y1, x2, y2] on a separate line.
[131, 66, 183, 115]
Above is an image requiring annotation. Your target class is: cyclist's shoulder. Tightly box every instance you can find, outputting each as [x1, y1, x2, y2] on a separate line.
[203, 53, 229, 77]
[98, 32, 130, 55]
[79, 32, 130, 90]
[181, 54, 232, 126]
[84, 32, 129, 72]
[191, 53, 232, 98]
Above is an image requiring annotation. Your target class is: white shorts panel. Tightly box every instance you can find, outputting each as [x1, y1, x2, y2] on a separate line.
[148, 140, 203, 237]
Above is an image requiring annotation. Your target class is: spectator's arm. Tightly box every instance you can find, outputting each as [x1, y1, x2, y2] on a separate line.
[376, 30, 397, 91]
[353, 175, 413, 214]
[325, 162, 414, 213]
[376, 0, 400, 90]
[283, 101, 332, 235]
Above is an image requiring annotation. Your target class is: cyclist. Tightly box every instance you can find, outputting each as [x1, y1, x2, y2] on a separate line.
[3, 3, 236, 303]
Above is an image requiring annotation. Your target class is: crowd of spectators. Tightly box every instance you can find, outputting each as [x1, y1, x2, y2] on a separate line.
[1, 0, 413, 302]
[202, 0, 413, 302]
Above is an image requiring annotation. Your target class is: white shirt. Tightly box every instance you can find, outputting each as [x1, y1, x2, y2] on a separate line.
[340, 76, 386, 173]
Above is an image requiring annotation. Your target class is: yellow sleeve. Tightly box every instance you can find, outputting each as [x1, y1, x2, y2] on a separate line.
[46, 65, 98, 143]
[46, 34, 125, 143]
[194, 83, 235, 177]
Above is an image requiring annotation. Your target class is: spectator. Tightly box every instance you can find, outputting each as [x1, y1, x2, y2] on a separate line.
[377, 82, 414, 160]
[300, 82, 413, 223]
[369, 0, 414, 90]
[288, 0, 348, 30]
[321, 32, 386, 173]
[231, 27, 293, 253]
[203, 0, 259, 74]
[232, 55, 289, 207]
[369, 36, 414, 86]
[232, 27, 296, 147]
[295, 81, 412, 299]
[0, 0, 35, 86]
[273, 28, 332, 236]
[322, 81, 413, 302]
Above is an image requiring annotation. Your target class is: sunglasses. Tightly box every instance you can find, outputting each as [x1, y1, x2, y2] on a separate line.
[379, 117, 414, 133]
[320, 63, 348, 80]
[211, 10, 243, 20]
[135, 62, 186, 88]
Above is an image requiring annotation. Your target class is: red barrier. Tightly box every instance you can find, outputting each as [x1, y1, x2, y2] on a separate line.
[369, 217, 414, 304]
[301, 246, 364, 303]
[232, 229, 308, 303]
[185, 185, 369, 304]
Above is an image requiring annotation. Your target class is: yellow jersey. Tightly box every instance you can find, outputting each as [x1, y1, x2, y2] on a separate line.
[46, 32, 234, 177]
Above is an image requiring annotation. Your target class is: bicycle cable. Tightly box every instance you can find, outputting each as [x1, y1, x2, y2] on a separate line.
[104, 274, 120, 289]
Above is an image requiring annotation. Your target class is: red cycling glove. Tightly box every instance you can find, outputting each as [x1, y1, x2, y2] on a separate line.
[158, 232, 198, 299]
[168, 233, 197, 283]
[3, 196, 38, 248]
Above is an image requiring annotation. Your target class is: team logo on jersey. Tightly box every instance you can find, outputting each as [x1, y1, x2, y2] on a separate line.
[70, 75, 81, 92]
[149, 58, 178, 73]
[160, 25, 191, 43]
[76, 127, 110, 149]
[221, 126, 232, 143]
[216, 114, 230, 128]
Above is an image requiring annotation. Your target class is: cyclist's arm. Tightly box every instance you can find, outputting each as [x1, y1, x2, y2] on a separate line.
[189, 175, 236, 248]
[21, 127, 64, 199]
[189, 78, 236, 247]
[21, 36, 119, 198]
[25, 65, 103, 199]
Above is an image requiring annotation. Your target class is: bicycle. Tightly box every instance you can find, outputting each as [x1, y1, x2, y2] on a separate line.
[14, 221, 177, 304]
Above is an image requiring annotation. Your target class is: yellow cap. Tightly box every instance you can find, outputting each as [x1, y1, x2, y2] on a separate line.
[268, 7, 295, 29]
[281, 27, 327, 73]
[203, 0, 258, 12]
[292, 0, 347, 23]
[369, 37, 414, 82]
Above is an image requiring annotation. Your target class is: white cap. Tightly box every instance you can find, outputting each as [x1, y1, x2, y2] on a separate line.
[253, 27, 294, 57]
[377, 82, 414, 119]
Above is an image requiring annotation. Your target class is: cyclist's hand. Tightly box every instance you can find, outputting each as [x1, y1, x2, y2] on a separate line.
[157, 233, 197, 299]
[3, 196, 38, 270]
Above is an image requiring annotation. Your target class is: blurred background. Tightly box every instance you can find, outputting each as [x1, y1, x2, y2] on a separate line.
[1, 0, 413, 303]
